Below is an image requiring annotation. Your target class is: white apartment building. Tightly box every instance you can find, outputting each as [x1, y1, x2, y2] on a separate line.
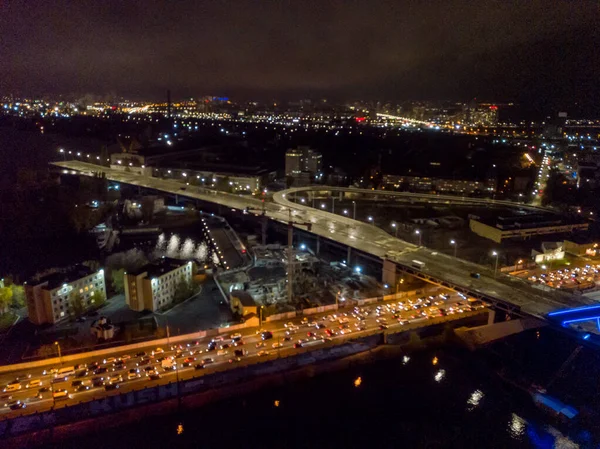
[124, 258, 194, 312]
[25, 267, 106, 325]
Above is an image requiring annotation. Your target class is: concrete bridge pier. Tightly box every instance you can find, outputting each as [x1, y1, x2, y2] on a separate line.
[316, 236, 320, 255]
[382, 259, 397, 288]
[488, 309, 496, 325]
[347, 246, 352, 266]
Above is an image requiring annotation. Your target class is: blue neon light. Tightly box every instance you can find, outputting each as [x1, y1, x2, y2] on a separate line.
[548, 304, 600, 316]
[583, 334, 591, 340]
[562, 316, 600, 325]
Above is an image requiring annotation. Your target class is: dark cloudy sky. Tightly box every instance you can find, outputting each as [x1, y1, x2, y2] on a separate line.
[1, 0, 599, 111]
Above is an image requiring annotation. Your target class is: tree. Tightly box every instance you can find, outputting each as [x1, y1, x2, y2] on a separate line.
[173, 276, 194, 304]
[10, 285, 24, 308]
[93, 289, 107, 306]
[0, 287, 13, 314]
[111, 268, 126, 294]
[69, 291, 85, 317]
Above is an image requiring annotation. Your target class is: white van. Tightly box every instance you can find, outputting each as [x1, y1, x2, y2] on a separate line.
[3, 383, 21, 393]
[53, 389, 70, 400]
[56, 366, 75, 377]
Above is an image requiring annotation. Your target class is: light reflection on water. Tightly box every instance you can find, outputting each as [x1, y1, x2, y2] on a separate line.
[509, 413, 526, 439]
[155, 233, 209, 262]
[466, 389, 484, 410]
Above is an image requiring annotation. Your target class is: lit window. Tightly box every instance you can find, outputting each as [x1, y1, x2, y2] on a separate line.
[60, 311, 65, 317]
[79, 289, 83, 294]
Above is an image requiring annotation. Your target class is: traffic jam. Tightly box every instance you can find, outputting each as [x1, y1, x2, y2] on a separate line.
[0, 293, 485, 415]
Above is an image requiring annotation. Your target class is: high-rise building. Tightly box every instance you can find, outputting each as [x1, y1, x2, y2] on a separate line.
[469, 105, 499, 125]
[25, 267, 106, 325]
[285, 146, 322, 176]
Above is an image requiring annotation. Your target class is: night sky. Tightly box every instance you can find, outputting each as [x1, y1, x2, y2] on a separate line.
[1, 0, 599, 112]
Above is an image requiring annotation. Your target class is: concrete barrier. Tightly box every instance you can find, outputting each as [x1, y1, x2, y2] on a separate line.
[265, 312, 296, 322]
[302, 304, 338, 315]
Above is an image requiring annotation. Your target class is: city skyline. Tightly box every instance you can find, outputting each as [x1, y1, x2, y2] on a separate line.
[1, 1, 599, 115]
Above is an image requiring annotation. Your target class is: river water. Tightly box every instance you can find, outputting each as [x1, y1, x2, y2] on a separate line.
[48, 328, 599, 449]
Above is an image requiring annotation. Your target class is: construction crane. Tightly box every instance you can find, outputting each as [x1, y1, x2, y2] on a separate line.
[286, 209, 312, 304]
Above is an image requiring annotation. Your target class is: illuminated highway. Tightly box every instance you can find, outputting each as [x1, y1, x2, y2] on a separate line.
[0, 293, 476, 418]
[52, 161, 591, 319]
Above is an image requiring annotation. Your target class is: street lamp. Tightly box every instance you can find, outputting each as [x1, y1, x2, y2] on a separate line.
[331, 196, 336, 214]
[391, 222, 398, 237]
[54, 341, 63, 365]
[352, 201, 356, 220]
[259, 306, 264, 327]
[367, 216, 373, 222]
[450, 239, 457, 258]
[415, 229, 422, 246]
[492, 251, 499, 277]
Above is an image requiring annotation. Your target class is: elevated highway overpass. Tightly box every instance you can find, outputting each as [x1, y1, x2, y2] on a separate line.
[52, 161, 593, 322]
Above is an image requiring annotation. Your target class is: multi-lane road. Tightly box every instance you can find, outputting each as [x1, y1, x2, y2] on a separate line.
[0, 292, 479, 419]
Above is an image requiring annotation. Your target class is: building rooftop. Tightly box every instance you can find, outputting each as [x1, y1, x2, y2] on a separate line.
[475, 213, 587, 231]
[30, 265, 97, 290]
[130, 257, 190, 278]
[231, 290, 256, 307]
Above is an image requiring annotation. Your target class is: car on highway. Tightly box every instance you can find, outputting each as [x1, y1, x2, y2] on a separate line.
[293, 342, 303, 349]
[261, 331, 273, 340]
[103, 357, 117, 365]
[228, 357, 242, 363]
[25, 379, 42, 389]
[272, 342, 282, 349]
[3, 382, 21, 393]
[207, 341, 217, 351]
[135, 351, 147, 358]
[148, 374, 161, 381]
[217, 350, 229, 357]
[105, 384, 119, 391]
[107, 374, 123, 384]
[127, 369, 141, 380]
[211, 336, 224, 342]
[76, 384, 90, 392]
[2, 396, 14, 407]
[379, 324, 388, 330]
[145, 368, 158, 377]
[230, 333, 242, 340]
[181, 357, 195, 368]
[233, 340, 244, 347]
[91, 377, 105, 388]
[9, 401, 26, 411]
[153, 347, 165, 355]
[71, 380, 84, 388]
[257, 350, 270, 356]
[53, 389, 70, 400]
[93, 367, 108, 375]
[75, 369, 89, 378]
[138, 358, 151, 366]
[203, 357, 214, 365]
[219, 343, 230, 350]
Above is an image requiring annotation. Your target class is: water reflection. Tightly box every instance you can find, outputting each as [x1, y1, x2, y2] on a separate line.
[467, 390, 484, 410]
[155, 233, 210, 262]
[509, 413, 526, 439]
[434, 369, 446, 383]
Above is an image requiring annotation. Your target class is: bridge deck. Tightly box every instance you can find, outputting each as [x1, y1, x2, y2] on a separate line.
[54, 161, 592, 320]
